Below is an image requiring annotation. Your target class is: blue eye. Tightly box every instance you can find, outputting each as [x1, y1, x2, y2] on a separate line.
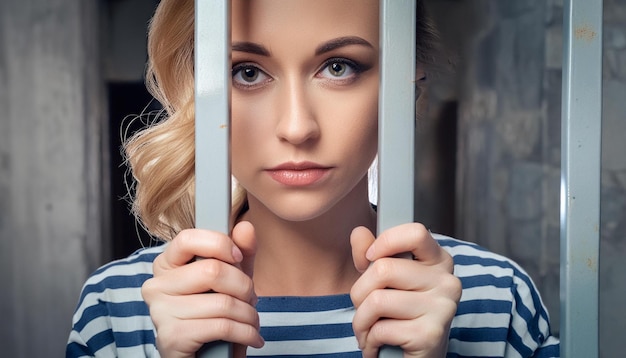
[232, 64, 271, 88]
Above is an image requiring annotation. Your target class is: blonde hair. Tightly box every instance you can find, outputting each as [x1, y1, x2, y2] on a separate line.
[125, 0, 440, 241]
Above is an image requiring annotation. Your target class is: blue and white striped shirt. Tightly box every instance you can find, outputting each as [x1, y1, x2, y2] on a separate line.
[67, 234, 560, 357]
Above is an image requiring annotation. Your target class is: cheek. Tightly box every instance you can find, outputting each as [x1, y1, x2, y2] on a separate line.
[361, 81, 380, 150]
[328, 86, 379, 153]
[231, 97, 271, 152]
[231, 100, 262, 177]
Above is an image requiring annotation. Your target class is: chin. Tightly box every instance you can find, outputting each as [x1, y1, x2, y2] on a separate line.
[244, 180, 364, 223]
[272, 203, 334, 222]
[255, 193, 341, 223]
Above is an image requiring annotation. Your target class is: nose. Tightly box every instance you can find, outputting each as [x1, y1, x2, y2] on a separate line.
[274, 79, 320, 145]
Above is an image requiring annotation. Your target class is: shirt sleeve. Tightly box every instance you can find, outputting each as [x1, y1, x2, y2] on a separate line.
[505, 265, 560, 357]
[66, 247, 162, 357]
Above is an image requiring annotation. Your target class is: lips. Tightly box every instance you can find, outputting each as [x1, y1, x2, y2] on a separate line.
[266, 162, 331, 186]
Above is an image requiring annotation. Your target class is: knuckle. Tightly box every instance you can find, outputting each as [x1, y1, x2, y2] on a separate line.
[201, 259, 224, 282]
[443, 298, 460, 318]
[216, 294, 237, 314]
[371, 258, 394, 281]
[214, 318, 235, 337]
[141, 278, 158, 300]
[369, 320, 393, 342]
[152, 252, 170, 275]
[441, 250, 455, 270]
[349, 287, 361, 307]
[243, 277, 255, 299]
[351, 318, 368, 343]
[440, 274, 463, 300]
[413, 222, 428, 234]
[174, 229, 195, 248]
[410, 223, 429, 244]
[368, 289, 390, 309]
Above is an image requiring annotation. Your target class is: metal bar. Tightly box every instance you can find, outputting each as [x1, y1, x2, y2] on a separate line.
[560, 0, 603, 357]
[195, 0, 232, 357]
[377, 0, 416, 357]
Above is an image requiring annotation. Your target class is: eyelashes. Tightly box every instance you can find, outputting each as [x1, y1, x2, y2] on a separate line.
[316, 58, 366, 81]
[231, 64, 272, 89]
[231, 57, 371, 90]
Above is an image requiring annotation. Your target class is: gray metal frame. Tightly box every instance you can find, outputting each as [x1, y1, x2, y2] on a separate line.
[195, 0, 232, 357]
[377, 1, 417, 355]
[195, 0, 231, 235]
[194, 0, 605, 357]
[560, 0, 603, 357]
[377, 0, 416, 232]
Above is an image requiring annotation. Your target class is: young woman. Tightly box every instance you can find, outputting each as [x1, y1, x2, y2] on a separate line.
[67, 1, 560, 357]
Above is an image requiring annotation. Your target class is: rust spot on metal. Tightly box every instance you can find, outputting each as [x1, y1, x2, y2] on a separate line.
[587, 258, 597, 272]
[575, 25, 597, 42]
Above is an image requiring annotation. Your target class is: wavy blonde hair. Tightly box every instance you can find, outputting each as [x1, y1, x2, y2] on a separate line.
[125, 0, 440, 241]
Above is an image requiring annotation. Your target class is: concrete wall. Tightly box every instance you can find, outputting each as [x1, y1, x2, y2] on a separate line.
[426, 0, 625, 356]
[597, 1, 626, 356]
[0, 0, 159, 356]
[0, 0, 105, 356]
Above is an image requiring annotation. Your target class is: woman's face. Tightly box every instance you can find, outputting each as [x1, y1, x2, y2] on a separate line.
[230, 0, 379, 221]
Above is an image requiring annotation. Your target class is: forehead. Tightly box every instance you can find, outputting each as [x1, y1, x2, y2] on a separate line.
[231, 0, 379, 46]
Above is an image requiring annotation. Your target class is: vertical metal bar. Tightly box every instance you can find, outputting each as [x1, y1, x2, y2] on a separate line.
[560, 0, 603, 357]
[378, 0, 416, 357]
[195, 0, 232, 357]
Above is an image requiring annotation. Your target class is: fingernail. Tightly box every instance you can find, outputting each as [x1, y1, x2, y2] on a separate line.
[232, 246, 243, 262]
[365, 245, 375, 261]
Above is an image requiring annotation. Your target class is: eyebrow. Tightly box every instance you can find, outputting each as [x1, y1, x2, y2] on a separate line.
[232, 42, 270, 56]
[232, 36, 374, 57]
[315, 36, 374, 55]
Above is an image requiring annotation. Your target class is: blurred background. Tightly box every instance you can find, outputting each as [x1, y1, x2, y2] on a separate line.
[0, 0, 624, 356]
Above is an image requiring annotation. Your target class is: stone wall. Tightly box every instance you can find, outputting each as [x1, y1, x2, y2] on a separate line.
[425, 0, 626, 356]
[598, 1, 626, 357]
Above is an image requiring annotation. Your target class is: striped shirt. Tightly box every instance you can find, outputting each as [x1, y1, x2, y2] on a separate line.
[67, 234, 560, 357]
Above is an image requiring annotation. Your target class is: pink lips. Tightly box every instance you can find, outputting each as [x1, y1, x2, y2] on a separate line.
[266, 162, 331, 186]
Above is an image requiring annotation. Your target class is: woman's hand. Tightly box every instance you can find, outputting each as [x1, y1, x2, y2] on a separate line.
[350, 223, 461, 358]
[141, 221, 263, 358]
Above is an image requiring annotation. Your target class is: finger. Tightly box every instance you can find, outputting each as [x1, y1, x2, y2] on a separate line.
[352, 286, 460, 357]
[156, 317, 264, 354]
[359, 316, 450, 357]
[352, 287, 458, 339]
[154, 229, 243, 275]
[351, 257, 461, 306]
[149, 292, 260, 328]
[145, 259, 255, 304]
[231, 221, 257, 278]
[351, 258, 428, 305]
[350, 226, 376, 273]
[367, 223, 443, 264]
[352, 289, 423, 338]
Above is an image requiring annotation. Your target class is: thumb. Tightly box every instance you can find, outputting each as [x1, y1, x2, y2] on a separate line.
[232, 221, 257, 278]
[350, 226, 376, 273]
